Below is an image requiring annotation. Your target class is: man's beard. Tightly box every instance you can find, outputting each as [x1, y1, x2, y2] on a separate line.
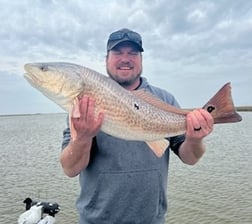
[106, 69, 142, 88]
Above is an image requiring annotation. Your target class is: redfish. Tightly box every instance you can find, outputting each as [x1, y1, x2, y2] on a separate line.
[24, 62, 242, 157]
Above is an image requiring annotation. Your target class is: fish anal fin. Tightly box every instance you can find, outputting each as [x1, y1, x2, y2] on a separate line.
[146, 139, 170, 157]
[132, 89, 188, 115]
[202, 82, 242, 124]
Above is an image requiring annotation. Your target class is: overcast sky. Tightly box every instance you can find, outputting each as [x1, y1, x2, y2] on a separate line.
[0, 0, 251, 115]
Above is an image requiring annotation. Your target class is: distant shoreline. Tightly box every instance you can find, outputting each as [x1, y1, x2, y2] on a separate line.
[0, 113, 67, 117]
[235, 106, 252, 111]
[0, 106, 251, 117]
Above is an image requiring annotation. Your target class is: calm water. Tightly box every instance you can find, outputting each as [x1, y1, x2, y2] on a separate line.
[0, 112, 251, 224]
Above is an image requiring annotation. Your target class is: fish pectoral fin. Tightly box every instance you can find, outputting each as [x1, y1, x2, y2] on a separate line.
[71, 97, 81, 118]
[146, 139, 170, 157]
[69, 97, 80, 141]
[69, 115, 77, 141]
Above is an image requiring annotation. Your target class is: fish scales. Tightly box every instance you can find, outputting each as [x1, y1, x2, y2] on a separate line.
[78, 66, 186, 140]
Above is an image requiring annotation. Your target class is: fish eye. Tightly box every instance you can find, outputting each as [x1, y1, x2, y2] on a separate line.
[40, 65, 48, 72]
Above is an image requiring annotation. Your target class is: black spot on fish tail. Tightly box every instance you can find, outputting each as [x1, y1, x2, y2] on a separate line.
[207, 105, 215, 113]
[202, 82, 242, 124]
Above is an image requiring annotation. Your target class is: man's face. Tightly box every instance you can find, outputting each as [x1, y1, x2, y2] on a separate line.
[106, 42, 142, 89]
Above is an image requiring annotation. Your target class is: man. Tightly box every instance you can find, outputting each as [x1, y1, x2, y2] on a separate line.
[60, 28, 214, 224]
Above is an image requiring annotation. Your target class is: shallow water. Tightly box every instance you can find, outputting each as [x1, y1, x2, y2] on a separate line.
[0, 112, 251, 223]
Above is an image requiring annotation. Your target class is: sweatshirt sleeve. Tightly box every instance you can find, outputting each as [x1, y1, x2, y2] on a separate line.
[61, 115, 71, 150]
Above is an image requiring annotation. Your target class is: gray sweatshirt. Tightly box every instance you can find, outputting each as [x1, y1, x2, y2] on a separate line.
[62, 77, 185, 224]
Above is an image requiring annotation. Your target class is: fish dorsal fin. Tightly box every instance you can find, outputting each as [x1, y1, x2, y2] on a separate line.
[146, 139, 170, 157]
[132, 89, 188, 115]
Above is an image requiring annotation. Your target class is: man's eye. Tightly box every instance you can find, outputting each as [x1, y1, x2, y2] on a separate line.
[130, 52, 139, 56]
[112, 51, 121, 55]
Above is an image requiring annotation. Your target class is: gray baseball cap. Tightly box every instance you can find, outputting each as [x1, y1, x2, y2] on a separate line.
[107, 28, 144, 52]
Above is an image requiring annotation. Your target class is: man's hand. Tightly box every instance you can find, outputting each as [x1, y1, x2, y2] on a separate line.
[185, 108, 214, 140]
[60, 96, 104, 177]
[70, 95, 104, 141]
[179, 109, 214, 165]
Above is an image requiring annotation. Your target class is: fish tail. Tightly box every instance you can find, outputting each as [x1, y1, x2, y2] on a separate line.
[202, 82, 242, 124]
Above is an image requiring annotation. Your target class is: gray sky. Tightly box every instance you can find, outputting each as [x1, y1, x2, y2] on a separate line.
[0, 0, 251, 115]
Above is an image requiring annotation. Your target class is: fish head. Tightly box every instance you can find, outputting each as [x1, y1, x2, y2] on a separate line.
[24, 62, 85, 112]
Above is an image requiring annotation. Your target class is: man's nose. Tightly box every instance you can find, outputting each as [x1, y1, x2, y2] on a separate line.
[120, 53, 131, 62]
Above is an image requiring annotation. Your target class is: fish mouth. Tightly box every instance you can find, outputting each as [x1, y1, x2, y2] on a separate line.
[23, 71, 34, 83]
[23, 72, 42, 90]
[24, 63, 30, 71]
[24, 65, 43, 87]
[24, 64, 35, 80]
[24, 63, 35, 73]
[24, 63, 46, 85]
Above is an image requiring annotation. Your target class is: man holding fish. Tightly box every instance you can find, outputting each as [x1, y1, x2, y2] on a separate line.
[24, 27, 242, 223]
[60, 28, 214, 224]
